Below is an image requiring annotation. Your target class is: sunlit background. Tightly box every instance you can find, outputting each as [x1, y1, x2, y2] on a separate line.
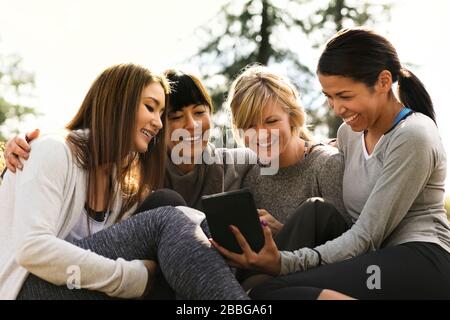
[1, 0, 449, 194]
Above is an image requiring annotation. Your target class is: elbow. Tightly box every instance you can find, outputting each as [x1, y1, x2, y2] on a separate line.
[15, 241, 34, 269]
[15, 236, 45, 270]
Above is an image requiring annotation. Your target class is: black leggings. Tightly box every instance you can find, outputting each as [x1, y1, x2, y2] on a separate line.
[237, 197, 350, 288]
[250, 199, 450, 300]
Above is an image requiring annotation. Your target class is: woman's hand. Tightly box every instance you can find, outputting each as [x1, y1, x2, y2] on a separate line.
[258, 209, 283, 236]
[4, 129, 40, 172]
[209, 223, 282, 276]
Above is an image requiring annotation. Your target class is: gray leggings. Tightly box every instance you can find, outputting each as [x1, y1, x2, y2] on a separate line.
[17, 205, 248, 300]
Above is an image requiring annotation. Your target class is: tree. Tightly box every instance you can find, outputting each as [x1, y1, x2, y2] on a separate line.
[191, 0, 391, 137]
[0, 52, 39, 141]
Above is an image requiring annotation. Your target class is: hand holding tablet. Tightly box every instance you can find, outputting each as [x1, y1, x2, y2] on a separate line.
[201, 188, 265, 254]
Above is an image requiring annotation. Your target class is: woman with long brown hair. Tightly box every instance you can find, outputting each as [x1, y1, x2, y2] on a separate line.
[0, 63, 248, 300]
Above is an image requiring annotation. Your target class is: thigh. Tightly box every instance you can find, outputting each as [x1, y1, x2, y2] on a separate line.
[275, 198, 349, 251]
[251, 242, 450, 300]
[18, 206, 182, 299]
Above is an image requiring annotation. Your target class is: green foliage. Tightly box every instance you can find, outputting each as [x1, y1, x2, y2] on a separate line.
[0, 52, 39, 140]
[192, 0, 391, 137]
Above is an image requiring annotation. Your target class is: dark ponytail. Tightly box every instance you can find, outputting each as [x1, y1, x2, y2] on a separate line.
[398, 68, 435, 123]
[317, 28, 436, 124]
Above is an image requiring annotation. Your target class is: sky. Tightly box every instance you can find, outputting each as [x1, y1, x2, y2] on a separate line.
[1, 0, 449, 190]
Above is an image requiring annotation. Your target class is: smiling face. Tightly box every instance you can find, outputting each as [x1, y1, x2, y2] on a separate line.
[134, 81, 166, 153]
[243, 100, 294, 163]
[318, 73, 387, 133]
[167, 103, 211, 159]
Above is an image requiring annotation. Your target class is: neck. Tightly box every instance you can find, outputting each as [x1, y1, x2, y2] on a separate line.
[177, 163, 196, 174]
[366, 97, 404, 140]
[278, 137, 305, 168]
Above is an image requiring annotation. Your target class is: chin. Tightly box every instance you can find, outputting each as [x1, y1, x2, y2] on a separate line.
[135, 142, 149, 154]
[349, 125, 366, 133]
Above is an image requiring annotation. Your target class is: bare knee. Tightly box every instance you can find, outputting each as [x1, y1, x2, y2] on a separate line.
[317, 289, 356, 300]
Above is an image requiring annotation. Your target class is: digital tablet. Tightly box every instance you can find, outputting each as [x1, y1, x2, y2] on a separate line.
[201, 188, 264, 254]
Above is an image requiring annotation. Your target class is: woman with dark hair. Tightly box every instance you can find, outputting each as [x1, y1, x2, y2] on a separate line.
[212, 28, 450, 299]
[0, 64, 248, 300]
[162, 69, 256, 210]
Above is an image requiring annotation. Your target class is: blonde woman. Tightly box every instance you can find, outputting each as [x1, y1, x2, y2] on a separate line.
[228, 65, 351, 243]
[0, 64, 248, 300]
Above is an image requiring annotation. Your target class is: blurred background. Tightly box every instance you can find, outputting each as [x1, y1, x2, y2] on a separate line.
[0, 0, 449, 210]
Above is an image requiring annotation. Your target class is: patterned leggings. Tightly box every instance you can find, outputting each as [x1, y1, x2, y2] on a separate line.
[17, 190, 248, 300]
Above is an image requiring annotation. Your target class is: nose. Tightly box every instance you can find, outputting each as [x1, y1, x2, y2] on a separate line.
[184, 113, 199, 130]
[151, 114, 163, 131]
[252, 126, 270, 144]
[329, 98, 346, 117]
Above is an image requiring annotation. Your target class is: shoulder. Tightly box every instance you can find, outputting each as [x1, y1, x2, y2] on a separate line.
[309, 145, 343, 168]
[29, 132, 72, 162]
[389, 113, 442, 151]
[216, 146, 258, 163]
[16, 132, 74, 183]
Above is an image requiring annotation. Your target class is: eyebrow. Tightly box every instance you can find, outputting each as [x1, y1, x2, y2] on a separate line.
[322, 90, 352, 96]
[143, 96, 161, 106]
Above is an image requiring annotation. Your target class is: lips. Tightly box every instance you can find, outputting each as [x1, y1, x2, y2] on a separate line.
[343, 113, 359, 125]
[180, 134, 202, 143]
[258, 141, 272, 148]
[257, 136, 279, 148]
[140, 128, 157, 142]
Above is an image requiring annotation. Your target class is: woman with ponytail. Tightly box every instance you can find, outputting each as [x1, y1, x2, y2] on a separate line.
[212, 28, 450, 299]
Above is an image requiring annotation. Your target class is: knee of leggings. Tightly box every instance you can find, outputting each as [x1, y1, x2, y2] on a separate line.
[248, 278, 287, 300]
[299, 197, 336, 212]
[138, 206, 189, 230]
[137, 189, 187, 212]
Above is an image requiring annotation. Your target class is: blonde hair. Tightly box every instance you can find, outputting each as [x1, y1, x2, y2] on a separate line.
[227, 65, 312, 146]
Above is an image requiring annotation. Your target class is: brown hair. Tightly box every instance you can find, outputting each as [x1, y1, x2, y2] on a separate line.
[66, 64, 170, 221]
[317, 27, 436, 123]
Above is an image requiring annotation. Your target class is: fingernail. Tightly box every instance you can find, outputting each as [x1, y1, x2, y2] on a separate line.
[260, 220, 268, 227]
[18, 165, 23, 170]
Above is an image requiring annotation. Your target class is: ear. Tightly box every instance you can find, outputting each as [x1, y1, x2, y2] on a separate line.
[375, 70, 393, 93]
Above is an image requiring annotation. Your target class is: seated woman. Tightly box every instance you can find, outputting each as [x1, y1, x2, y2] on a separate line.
[211, 28, 450, 300]
[228, 65, 352, 245]
[0, 63, 248, 300]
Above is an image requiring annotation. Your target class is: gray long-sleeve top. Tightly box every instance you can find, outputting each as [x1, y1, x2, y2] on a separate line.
[243, 145, 350, 225]
[280, 113, 450, 275]
[164, 143, 256, 210]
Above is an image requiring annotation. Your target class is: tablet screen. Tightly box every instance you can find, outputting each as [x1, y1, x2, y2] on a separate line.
[201, 189, 264, 253]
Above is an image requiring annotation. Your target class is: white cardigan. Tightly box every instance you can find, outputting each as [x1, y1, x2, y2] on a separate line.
[0, 133, 148, 299]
